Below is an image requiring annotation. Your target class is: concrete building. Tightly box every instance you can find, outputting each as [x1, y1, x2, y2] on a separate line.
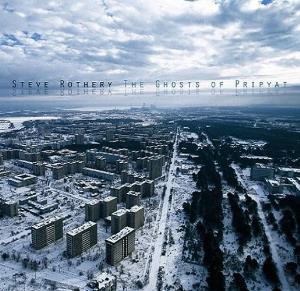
[82, 167, 116, 181]
[126, 191, 141, 208]
[116, 160, 128, 174]
[250, 163, 274, 181]
[66, 221, 97, 258]
[110, 184, 130, 203]
[141, 180, 155, 197]
[100, 196, 117, 218]
[120, 171, 146, 184]
[8, 173, 37, 187]
[265, 179, 282, 194]
[75, 133, 84, 145]
[149, 156, 163, 179]
[111, 179, 154, 202]
[277, 167, 300, 178]
[33, 162, 46, 176]
[19, 150, 41, 162]
[31, 216, 64, 250]
[85, 200, 101, 222]
[87, 273, 117, 291]
[111, 208, 128, 234]
[16, 160, 45, 176]
[1, 200, 18, 217]
[52, 164, 65, 180]
[105, 227, 135, 266]
[52, 161, 84, 180]
[106, 129, 115, 141]
[95, 156, 106, 170]
[127, 206, 145, 230]
[136, 157, 148, 170]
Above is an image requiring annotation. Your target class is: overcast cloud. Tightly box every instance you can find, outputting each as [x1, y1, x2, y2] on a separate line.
[0, 0, 300, 88]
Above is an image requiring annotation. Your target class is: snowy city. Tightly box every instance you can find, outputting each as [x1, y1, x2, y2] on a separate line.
[0, 107, 299, 291]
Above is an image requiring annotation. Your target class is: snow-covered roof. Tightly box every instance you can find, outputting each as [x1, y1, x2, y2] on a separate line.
[103, 196, 117, 203]
[127, 191, 140, 197]
[67, 221, 96, 236]
[105, 227, 134, 244]
[32, 216, 63, 230]
[129, 205, 144, 213]
[112, 208, 128, 216]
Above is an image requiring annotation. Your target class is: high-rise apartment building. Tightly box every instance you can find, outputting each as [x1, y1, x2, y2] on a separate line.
[66, 221, 97, 258]
[105, 227, 135, 266]
[31, 216, 63, 250]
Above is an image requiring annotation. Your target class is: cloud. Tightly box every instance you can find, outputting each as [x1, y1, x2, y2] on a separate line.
[0, 0, 299, 89]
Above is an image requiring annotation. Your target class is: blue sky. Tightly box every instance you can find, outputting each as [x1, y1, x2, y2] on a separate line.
[0, 0, 299, 89]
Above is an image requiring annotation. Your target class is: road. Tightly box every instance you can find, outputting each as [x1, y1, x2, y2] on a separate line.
[143, 129, 178, 291]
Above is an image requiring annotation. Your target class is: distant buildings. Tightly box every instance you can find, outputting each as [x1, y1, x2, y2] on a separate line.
[277, 167, 300, 178]
[66, 221, 97, 258]
[111, 208, 128, 234]
[16, 160, 45, 176]
[85, 200, 101, 222]
[105, 227, 135, 265]
[116, 159, 128, 174]
[111, 178, 154, 202]
[74, 133, 84, 145]
[106, 129, 115, 142]
[31, 216, 63, 250]
[85, 196, 118, 221]
[135, 154, 165, 180]
[265, 179, 281, 194]
[127, 205, 145, 230]
[100, 196, 117, 218]
[110, 184, 131, 203]
[126, 191, 141, 208]
[111, 206, 144, 234]
[250, 163, 274, 181]
[149, 156, 164, 179]
[82, 167, 116, 181]
[95, 156, 106, 170]
[52, 161, 84, 180]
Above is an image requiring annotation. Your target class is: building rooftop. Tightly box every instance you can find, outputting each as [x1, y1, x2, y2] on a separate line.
[127, 191, 140, 197]
[105, 227, 134, 244]
[254, 163, 273, 169]
[67, 221, 96, 236]
[241, 155, 272, 160]
[86, 199, 100, 206]
[15, 173, 37, 180]
[103, 196, 117, 203]
[32, 216, 63, 230]
[112, 208, 128, 217]
[266, 179, 280, 187]
[278, 167, 300, 173]
[129, 205, 144, 213]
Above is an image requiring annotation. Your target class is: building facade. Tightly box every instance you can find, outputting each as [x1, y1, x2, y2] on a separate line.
[105, 227, 135, 266]
[66, 221, 97, 258]
[31, 216, 63, 250]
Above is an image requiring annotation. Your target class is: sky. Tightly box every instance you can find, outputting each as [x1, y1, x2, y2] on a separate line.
[0, 0, 299, 94]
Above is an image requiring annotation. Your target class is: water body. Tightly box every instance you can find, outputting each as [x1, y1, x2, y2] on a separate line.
[0, 116, 59, 132]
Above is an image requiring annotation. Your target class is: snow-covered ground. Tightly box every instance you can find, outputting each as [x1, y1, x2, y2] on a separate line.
[233, 164, 296, 291]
